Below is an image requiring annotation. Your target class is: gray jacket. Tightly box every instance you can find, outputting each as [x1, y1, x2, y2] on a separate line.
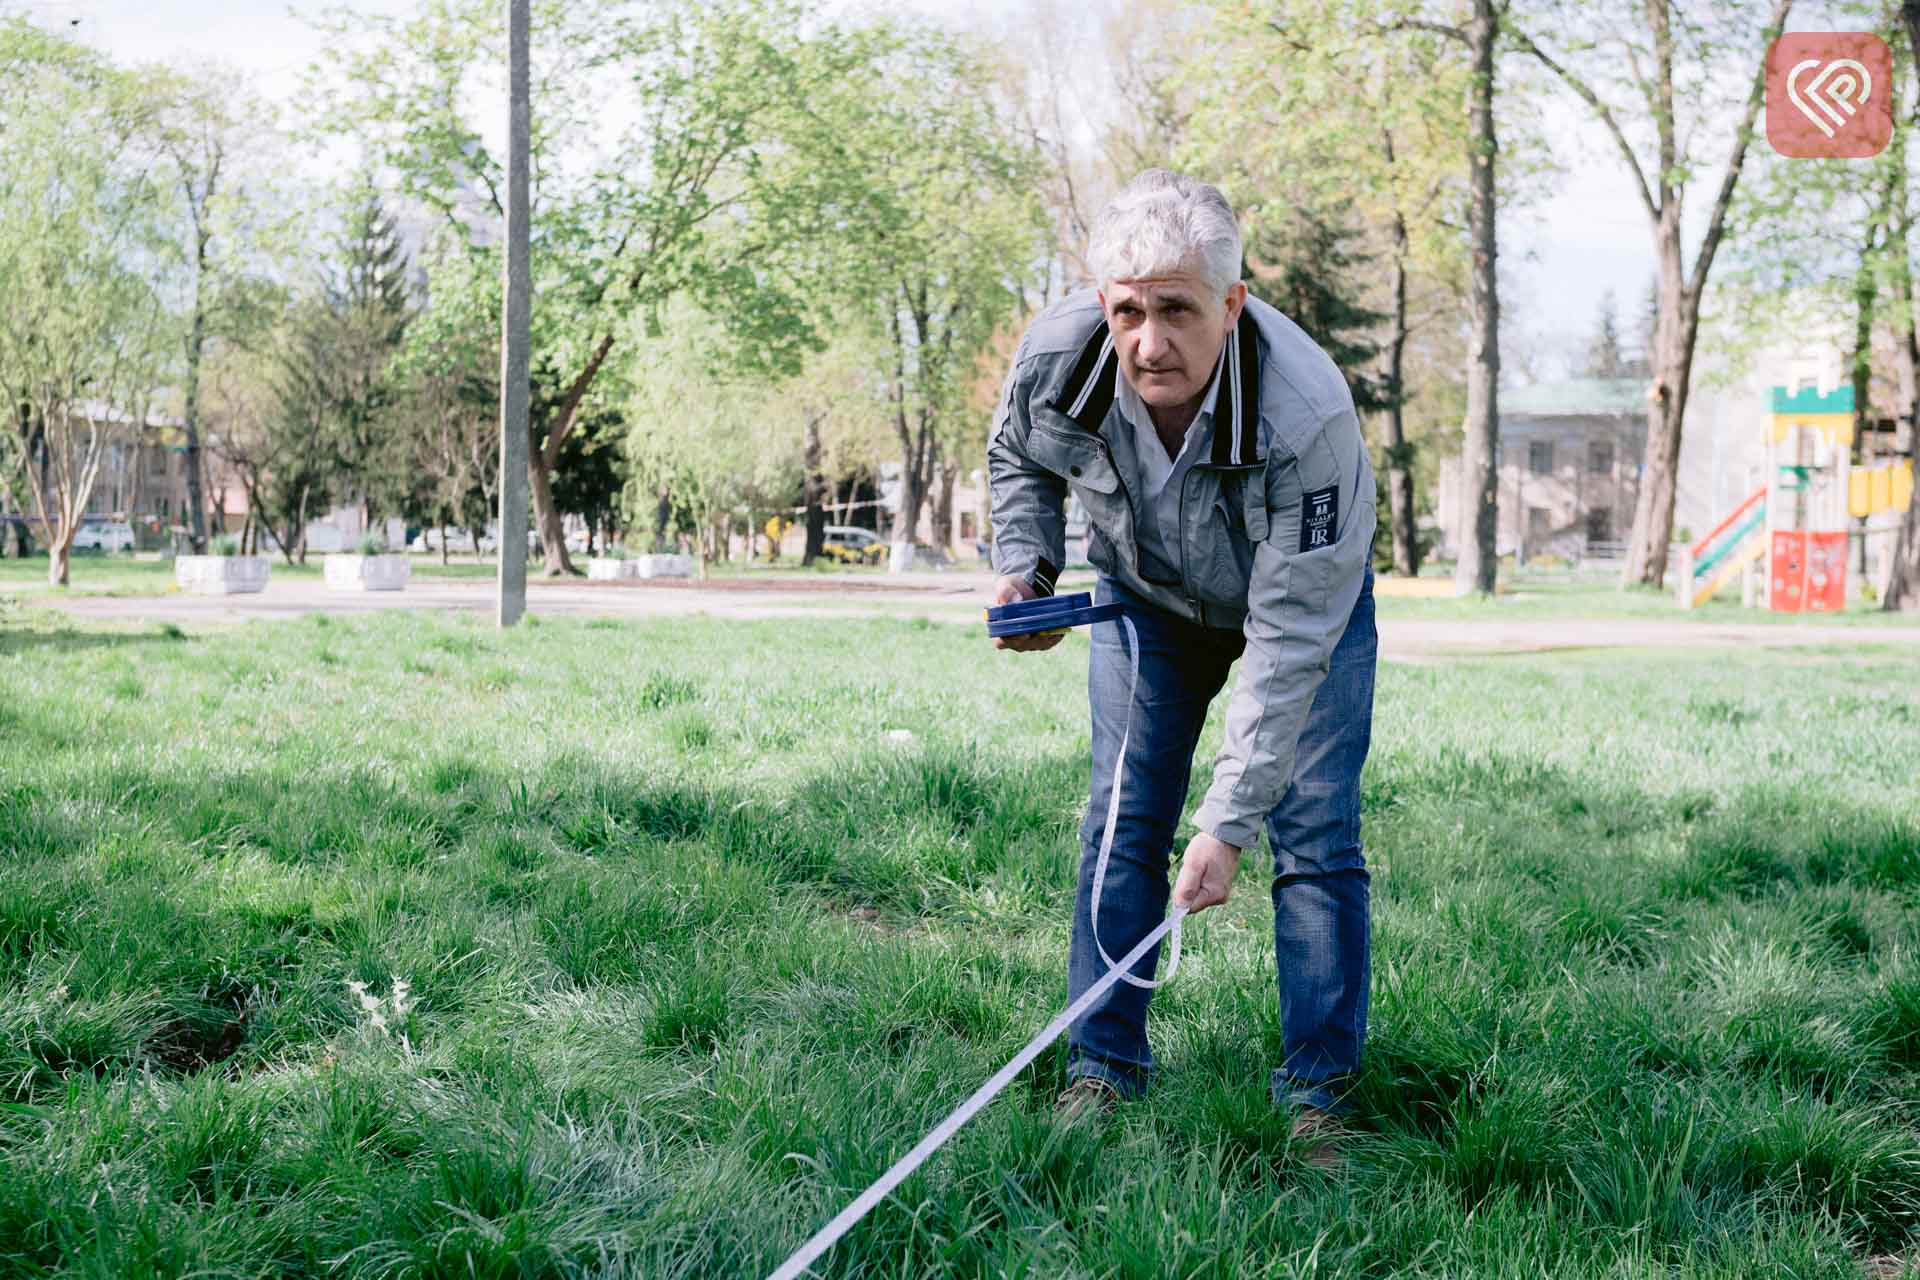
[986, 289, 1375, 849]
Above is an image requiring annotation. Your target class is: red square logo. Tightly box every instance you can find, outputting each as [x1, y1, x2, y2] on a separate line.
[1767, 32, 1892, 158]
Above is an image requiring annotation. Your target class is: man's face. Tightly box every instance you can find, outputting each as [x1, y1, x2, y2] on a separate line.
[1099, 272, 1247, 413]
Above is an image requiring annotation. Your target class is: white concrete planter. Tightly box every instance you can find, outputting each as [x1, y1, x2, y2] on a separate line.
[586, 557, 639, 580]
[633, 554, 693, 579]
[174, 554, 270, 595]
[324, 553, 411, 592]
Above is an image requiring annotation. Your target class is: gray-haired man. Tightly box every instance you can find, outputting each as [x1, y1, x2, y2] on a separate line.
[986, 170, 1378, 1166]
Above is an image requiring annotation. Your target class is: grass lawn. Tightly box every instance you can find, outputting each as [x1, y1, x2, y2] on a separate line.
[1, 607, 1918, 1277]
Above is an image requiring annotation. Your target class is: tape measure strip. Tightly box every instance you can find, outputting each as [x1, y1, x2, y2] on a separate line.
[765, 905, 1187, 1280]
[766, 612, 1184, 1280]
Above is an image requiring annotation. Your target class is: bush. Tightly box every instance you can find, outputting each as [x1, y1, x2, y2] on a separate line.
[354, 533, 387, 556]
[210, 534, 240, 557]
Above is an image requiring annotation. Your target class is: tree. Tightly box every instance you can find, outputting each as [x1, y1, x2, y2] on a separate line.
[622, 305, 800, 576]
[312, 0, 898, 576]
[1185, 0, 1476, 581]
[1585, 291, 1628, 378]
[320, 180, 413, 523]
[0, 20, 176, 587]
[388, 233, 501, 561]
[832, 32, 1049, 558]
[1246, 217, 1393, 414]
[550, 405, 624, 555]
[151, 63, 288, 552]
[1509, 0, 1797, 587]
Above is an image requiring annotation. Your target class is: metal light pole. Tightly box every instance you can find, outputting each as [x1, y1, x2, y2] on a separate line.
[496, 0, 530, 627]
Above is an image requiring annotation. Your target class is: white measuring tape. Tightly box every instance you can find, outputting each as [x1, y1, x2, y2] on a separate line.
[767, 615, 1185, 1280]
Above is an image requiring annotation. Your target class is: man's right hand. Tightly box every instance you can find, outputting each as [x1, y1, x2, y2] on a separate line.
[990, 575, 1067, 652]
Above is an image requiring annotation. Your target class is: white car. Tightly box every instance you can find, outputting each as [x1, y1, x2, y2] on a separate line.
[72, 519, 135, 553]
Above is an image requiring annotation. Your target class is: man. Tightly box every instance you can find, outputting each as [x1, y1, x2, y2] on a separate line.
[986, 170, 1377, 1168]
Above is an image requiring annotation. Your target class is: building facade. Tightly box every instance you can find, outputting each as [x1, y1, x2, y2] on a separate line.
[1435, 378, 1648, 564]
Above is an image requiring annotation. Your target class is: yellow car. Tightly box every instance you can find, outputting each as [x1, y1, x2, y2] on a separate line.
[821, 525, 886, 566]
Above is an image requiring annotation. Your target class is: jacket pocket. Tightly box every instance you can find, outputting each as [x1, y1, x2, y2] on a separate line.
[1026, 427, 1119, 493]
[1191, 490, 1254, 610]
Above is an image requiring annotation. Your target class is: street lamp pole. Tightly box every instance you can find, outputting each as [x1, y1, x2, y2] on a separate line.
[496, 0, 530, 627]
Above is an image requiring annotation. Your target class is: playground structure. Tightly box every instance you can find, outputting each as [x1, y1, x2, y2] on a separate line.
[1678, 383, 1913, 612]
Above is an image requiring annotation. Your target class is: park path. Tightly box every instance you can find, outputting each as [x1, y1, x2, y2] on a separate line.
[23, 571, 1920, 658]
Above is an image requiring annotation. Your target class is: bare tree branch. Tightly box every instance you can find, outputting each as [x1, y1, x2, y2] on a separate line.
[1685, 0, 1794, 305]
[1505, 22, 1659, 224]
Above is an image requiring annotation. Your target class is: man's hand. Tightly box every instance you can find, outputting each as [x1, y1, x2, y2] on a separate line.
[1172, 832, 1242, 913]
[989, 575, 1067, 652]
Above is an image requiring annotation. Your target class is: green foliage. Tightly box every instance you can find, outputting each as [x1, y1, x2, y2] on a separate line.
[353, 534, 386, 556]
[209, 534, 240, 557]
[0, 19, 179, 575]
[228, 180, 414, 563]
[1244, 215, 1392, 413]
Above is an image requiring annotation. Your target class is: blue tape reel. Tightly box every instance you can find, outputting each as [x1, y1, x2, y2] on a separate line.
[984, 591, 1123, 638]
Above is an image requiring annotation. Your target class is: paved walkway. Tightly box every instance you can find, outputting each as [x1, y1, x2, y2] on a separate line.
[25, 572, 1920, 658]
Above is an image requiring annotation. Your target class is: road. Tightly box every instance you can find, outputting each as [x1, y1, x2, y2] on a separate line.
[24, 570, 1920, 659]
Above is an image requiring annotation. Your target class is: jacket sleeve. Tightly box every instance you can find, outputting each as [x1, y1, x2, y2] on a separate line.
[985, 349, 1067, 592]
[1192, 406, 1376, 849]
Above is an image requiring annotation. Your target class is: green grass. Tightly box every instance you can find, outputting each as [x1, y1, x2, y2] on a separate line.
[0, 608, 1917, 1277]
[1370, 576, 1915, 627]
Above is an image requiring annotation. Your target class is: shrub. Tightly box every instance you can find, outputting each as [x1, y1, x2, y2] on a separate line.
[354, 533, 387, 556]
[210, 534, 240, 556]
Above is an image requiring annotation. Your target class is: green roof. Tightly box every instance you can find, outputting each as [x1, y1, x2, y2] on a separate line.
[1502, 378, 1647, 417]
[1770, 384, 1853, 414]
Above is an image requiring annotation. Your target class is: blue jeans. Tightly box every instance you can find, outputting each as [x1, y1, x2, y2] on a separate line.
[1066, 569, 1377, 1115]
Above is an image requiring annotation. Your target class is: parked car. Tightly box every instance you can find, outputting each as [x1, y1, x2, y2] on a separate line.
[820, 525, 885, 566]
[409, 527, 544, 556]
[72, 519, 135, 553]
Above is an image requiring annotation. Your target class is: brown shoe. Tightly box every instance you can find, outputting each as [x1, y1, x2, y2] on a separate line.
[1054, 1076, 1120, 1123]
[1289, 1105, 1348, 1170]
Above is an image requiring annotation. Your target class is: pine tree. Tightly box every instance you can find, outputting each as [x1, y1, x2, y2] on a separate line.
[1242, 215, 1393, 416]
[326, 180, 413, 521]
[1585, 290, 1626, 378]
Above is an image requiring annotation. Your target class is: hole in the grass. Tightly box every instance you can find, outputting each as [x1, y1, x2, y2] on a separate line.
[145, 988, 251, 1075]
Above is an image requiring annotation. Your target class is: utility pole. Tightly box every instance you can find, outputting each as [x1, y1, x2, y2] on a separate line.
[496, 0, 530, 627]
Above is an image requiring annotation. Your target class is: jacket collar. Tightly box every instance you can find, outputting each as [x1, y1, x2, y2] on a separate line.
[1049, 315, 1264, 466]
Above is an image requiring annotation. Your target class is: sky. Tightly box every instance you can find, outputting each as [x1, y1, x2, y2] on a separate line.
[10, 0, 1825, 383]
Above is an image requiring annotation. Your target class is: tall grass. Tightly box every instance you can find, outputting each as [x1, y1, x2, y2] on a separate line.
[0, 610, 1915, 1276]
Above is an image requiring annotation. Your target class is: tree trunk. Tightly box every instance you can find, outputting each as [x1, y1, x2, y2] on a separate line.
[181, 231, 211, 555]
[1626, 201, 1691, 587]
[894, 467, 925, 547]
[654, 487, 672, 553]
[48, 536, 69, 587]
[931, 458, 957, 552]
[1887, 0, 1920, 610]
[1850, 199, 1882, 580]
[295, 482, 311, 566]
[1455, 0, 1501, 596]
[1383, 208, 1419, 577]
[802, 411, 827, 566]
[440, 522, 450, 566]
[527, 450, 575, 575]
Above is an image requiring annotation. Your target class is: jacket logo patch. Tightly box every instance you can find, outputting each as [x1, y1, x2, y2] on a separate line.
[1300, 486, 1338, 552]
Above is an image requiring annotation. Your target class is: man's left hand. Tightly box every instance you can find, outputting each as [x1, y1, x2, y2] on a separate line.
[1172, 832, 1242, 913]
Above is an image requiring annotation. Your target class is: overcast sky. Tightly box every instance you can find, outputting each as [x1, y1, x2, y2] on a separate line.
[12, 0, 1848, 382]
